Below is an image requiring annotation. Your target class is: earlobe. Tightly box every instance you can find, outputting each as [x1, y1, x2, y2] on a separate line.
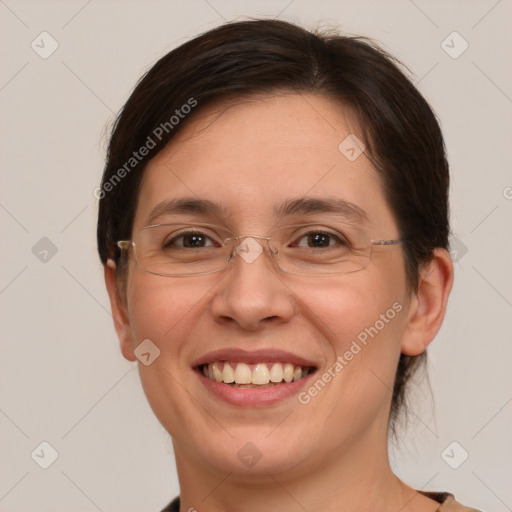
[401, 248, 454, 356]
[104, 259, 136, 362]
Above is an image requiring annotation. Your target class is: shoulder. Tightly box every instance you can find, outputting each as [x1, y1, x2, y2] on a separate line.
[420, 491, 482, 512]
[160, 496, 180, 512]
[162, 493, 483, 512]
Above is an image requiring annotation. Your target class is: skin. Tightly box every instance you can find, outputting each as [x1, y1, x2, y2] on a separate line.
[104, 93, 453, 512]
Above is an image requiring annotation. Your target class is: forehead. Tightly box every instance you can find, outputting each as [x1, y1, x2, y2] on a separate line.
[134, 93, 396, 233]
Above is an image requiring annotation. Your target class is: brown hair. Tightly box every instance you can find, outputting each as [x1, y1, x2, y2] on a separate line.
[97, 19, 450, 432]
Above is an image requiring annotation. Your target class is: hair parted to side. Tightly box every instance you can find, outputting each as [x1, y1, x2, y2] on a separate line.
[97, 18, 450, 434]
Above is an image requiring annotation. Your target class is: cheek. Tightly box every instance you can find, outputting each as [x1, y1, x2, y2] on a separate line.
[303, 286, 403, 406]
[293, 267, 405, 351]
[127, 272, 202, 335]
[126, 272, 215, 382]
[124, 273, 211, 433]
[293, 266, 406, 402]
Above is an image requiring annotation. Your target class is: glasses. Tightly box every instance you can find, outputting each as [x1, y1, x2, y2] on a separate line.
[117, 222, 404, 277]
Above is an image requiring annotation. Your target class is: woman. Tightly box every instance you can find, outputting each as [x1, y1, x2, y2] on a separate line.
[97, 19, 479, 512]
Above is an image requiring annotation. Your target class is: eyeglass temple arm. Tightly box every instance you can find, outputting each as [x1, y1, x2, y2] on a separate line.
[117, 241, 132, 250]
[371, 239, 405, 246]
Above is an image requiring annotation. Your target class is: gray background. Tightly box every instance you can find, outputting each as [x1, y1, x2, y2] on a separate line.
[1, 1, 511, 510]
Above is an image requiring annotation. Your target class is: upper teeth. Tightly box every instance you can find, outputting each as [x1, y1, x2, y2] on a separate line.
[202, 362, 309, 385]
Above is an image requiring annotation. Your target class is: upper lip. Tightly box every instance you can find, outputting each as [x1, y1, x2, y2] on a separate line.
[192, 348, 318, 368]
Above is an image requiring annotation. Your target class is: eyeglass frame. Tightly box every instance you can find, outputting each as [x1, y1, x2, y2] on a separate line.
[116, 222, 406, 278]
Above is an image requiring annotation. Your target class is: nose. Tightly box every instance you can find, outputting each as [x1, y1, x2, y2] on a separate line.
[209, 236, 295, 331]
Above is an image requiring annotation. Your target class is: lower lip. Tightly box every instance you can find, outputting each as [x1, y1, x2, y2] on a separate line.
[196, 369, 315, 406]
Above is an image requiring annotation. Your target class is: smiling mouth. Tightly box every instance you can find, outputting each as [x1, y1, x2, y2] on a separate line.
[198, 361, 316, 388]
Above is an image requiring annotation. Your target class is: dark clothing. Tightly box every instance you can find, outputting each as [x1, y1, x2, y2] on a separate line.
[161, 491, 482, 511]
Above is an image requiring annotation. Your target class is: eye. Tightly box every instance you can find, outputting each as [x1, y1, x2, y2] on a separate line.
[293, 230, 349, 249]
[163, 230, 218, 249]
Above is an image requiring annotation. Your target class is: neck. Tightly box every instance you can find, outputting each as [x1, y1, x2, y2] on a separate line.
[172, 430, 435, 512]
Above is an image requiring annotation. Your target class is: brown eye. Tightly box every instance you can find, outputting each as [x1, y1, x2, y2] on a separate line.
[294, 231, 348, 249]
[164, 231, 216, 249]
[307, 233, 331, 248]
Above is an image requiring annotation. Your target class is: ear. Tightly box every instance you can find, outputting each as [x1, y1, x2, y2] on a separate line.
[401, 248, 454, 356]
[104, 259, 136, 361]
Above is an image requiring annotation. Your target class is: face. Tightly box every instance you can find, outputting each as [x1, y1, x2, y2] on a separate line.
[112, 93, 416, 479]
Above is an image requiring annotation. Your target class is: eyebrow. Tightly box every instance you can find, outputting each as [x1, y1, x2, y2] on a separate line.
[146, 197, 232, 225]
[273, 197, 368, 223]
[145, 196, 368, 225]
